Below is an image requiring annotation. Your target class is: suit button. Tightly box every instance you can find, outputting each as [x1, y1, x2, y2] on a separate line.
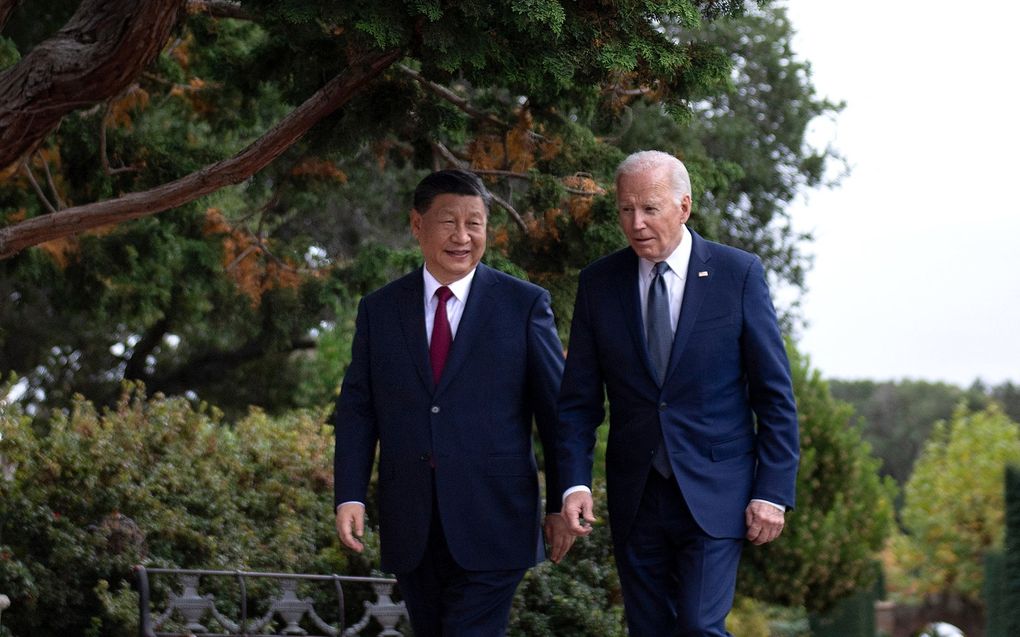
[431, 405, 440, 414]
[420, 452, 432, 462]
[659, 402, 667, 411]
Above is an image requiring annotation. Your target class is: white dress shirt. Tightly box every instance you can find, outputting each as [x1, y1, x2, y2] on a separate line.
[423, 266, 475, 344]
[637, 225, 692, 336]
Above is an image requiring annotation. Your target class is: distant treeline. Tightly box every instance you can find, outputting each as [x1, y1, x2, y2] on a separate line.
[829, 378, 1020, 489]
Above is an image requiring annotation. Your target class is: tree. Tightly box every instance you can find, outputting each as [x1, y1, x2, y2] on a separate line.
[737, 344, 896, 614]
[0, 0, 752, 257]
[1, 2, 841, 416]
[829, 379, 989, 489]
[892, 405, 1020, 605]
[0, 384, 382, 637]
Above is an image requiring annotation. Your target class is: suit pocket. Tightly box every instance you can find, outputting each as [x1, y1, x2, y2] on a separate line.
[485, 454, 534, 476]
[710, 434, 755, 461]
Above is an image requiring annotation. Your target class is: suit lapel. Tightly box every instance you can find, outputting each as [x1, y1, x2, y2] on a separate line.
[665, 230, 712, 381]
[614, 249, 660, 384]
[434, 264, 498, 397]
[396, 269, 434, 391]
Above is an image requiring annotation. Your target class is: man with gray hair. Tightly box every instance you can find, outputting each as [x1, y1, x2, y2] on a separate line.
[557, 150, 800, 636]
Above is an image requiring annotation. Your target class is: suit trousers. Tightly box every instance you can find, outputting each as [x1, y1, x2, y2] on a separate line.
[395, 479, 526, 637]
[615, 470, 744, 637]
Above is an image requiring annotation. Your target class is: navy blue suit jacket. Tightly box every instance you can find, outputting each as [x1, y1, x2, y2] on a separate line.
[557, 230, 799, 544]
[333, 264, 565, 574]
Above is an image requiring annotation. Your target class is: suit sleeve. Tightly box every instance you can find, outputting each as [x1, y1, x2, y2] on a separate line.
[555, 271, 607, 492]
[333, 297, 380, 508]
[526, 290, 567, 515]
[740, 258, 800, 509]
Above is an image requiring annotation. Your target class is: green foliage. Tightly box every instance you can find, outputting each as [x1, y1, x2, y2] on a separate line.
[808, 562, 881, 637]
[990, 382, 1020, 424]
[893, 405, 1020, 602]
[509, 483, 626, 636]
[737, 343, 897, 614]
[985, 550, 1008, 637]
[0, 37, 19, 71]
[725, 597, 771, 637]
[829, 379, 990, 490]
[2, 1, 838, 422]
[1004, 465, 1020, 636]
[0, 384, 373, 637]
[614, 6, 844, 293]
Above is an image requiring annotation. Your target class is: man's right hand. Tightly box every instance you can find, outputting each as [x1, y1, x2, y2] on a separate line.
[335, 503, 366, 552]
[561, 491, 597, 536]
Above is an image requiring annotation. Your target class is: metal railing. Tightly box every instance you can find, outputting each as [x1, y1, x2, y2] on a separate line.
[134, 566, 407, 637]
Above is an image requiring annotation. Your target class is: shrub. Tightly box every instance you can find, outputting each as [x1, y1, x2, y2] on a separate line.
[737, 344, 897, 613]
[0, 384, 372, 636]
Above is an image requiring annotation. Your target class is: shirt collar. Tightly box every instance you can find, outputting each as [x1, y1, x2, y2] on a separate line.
[637, 225, 691, 281]
[423, 265, 476, 302]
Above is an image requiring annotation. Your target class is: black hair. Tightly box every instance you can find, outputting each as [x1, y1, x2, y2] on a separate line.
[412, 169, 492, 214]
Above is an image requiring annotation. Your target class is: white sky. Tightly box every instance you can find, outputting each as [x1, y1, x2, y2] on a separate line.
[780, 0, 1020, 387]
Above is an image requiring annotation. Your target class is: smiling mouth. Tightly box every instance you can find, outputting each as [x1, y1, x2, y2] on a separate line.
[446, 249, 471, 257]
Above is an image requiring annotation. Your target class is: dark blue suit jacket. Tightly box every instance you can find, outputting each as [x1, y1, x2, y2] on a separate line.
[334, 264, 565, 574]
[557, 230, 799, 544]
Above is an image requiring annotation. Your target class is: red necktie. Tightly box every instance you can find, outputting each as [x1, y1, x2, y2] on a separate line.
[430, 286, 454, 383]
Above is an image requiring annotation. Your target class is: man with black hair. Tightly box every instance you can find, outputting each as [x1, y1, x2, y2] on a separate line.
[333, 169, 572, 636]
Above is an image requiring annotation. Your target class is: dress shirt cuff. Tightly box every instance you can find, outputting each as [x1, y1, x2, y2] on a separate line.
[336, 501, 365, 513]
[562, 485, 592, 504]
[750, 498, 785, 512]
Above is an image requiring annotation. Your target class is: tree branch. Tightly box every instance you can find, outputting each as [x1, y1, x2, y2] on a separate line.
[0, 0, 186, 173]
[38, 150, 66, 209]
[397, 63, 508, 129]
[21, 161, 57, 214]
[100, 100, 141, 176]
[0, 0, 18, 33]
[430, 140, 528, 235]
[0, 48, 403, 259]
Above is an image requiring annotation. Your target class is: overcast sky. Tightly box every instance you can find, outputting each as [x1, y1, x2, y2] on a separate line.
[779, 0, 1020, 387]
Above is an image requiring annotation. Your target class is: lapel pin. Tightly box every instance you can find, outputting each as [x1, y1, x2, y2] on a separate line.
[698, 271, 709, 277]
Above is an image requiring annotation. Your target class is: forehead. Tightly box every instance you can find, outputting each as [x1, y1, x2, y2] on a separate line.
[422, 193, 487, 216]
[616, 168, 673, 201]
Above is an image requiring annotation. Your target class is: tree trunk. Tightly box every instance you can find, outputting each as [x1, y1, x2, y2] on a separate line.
[0, 0, 18, 33]
[0, 47, 403, 259]
[0, 0, 185, 173]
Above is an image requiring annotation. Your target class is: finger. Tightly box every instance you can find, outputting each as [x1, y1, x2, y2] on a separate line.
[562, 503, 588, 536]
[582, 498, 597, 523]
[337, 512, 365, 552]
[559, 535, 576, 561]
[550, 535, 565, 563]
[570, 513, 593, 536]
[746, 524, 763, 544]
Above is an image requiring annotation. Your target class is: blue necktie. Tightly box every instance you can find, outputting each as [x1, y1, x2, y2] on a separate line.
[647, 261, 673, 478]
[646, 262, 672, 385]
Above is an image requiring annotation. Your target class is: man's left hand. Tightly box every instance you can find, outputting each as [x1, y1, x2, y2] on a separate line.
[544, 514, 577, 564]
[744, 501, 785, 545]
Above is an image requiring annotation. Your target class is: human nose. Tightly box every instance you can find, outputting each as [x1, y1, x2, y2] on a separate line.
[451, 222, 470, 242]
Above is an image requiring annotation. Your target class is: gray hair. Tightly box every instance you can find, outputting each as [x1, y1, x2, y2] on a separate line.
[615, 150, 691, 205]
